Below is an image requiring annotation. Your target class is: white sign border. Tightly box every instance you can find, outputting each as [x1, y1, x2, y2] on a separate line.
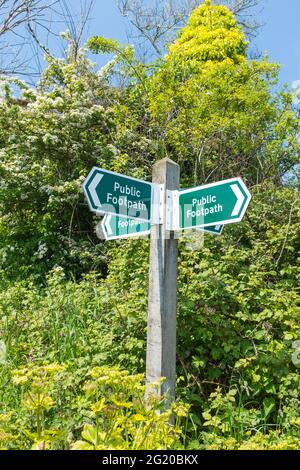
[176, 176, 251, 230]
[82, 166, 153, 223]
[101, 214, 151, 241]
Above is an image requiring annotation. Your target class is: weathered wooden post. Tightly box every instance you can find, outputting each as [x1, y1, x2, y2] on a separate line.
[146, 157, 180, 407]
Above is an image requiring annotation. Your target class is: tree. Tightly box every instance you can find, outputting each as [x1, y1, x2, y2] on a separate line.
[0, 46, 115, 280]
[117, 0, 263, 60]
[0, 32, 159, 281]
[147, 0, 300, 186]
[0, 1, 96, 80]
[0, 0, 59, 76]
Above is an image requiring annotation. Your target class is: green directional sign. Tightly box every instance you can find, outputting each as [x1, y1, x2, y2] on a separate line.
[83, 167, 152, 222]
[178, 177, 251, 230]
[100, 214, 151, 240]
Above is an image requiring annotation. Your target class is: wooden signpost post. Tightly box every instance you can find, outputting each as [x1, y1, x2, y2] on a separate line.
[145, 158, 180, 406]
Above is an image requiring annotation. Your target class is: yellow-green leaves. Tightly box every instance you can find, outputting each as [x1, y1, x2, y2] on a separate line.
[147, 2, 299, 187]
[90, 398, 106, 416]
[71, 367, 187, 450]
[168, 2, 247, 64]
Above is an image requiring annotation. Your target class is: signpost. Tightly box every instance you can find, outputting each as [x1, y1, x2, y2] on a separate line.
[146, 158, 179, 407]
[177, 177, 251, 230]
[83, 167, 152, 222]
[82, 163, 251, 407]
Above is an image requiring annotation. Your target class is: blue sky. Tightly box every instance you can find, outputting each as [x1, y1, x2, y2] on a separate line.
[82, 0, 300, 88]
[254, 0, 300, 87]
[11, 0, 299, 88]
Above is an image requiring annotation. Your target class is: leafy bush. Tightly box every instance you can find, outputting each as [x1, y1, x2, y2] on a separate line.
[0, 48, 154, 282]
[71, 367, 187, 450]
[0, 267, 146, 371]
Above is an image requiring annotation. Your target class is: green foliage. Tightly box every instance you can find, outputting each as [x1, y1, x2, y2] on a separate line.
[0, 267, 146, 370]
[1, 184, 294, 450]
[176, 185, 300, 443]
[71, 367, 186, 450]
[169, 0, 248, 63]
[11, 364, 65, 448]
[87, 37, 121, 54]
[0, 45, 152, 282]
[0, 55, 114, 280]
[189, 431, 300, 450]
[0, 363, 186, 450]
[99, 185, 300, 446]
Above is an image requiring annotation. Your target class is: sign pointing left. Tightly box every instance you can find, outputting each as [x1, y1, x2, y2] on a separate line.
[83, 167, 152, 222]
[98, 214, 151, 240]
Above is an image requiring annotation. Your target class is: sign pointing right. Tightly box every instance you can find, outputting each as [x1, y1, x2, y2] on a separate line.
[177, 177, 251, 230]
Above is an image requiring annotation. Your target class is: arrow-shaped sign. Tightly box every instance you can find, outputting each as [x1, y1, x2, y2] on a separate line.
[177, 177, 251, 230]
[83, 167, 152, 222]
[98, 214, 151, 240]
[105, 215, 114, 237]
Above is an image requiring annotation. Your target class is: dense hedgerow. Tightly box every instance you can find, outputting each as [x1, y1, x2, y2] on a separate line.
[0, 186, 299, 448]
